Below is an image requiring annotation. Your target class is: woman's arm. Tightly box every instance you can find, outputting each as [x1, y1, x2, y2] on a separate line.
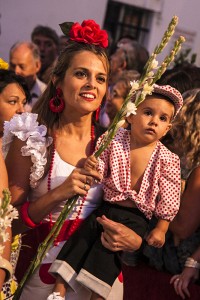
[6, 138, 102, 224]
[170, 166, 200, 239]
[97, 215, 142, 252]
[0, 150, 12, 289]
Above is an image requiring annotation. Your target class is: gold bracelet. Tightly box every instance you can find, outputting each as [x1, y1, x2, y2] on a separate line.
[0, 257, 13, 281]
[184, 257, 200, 269]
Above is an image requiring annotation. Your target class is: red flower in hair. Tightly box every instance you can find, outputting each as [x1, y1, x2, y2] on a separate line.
[69, 20, 108, 48]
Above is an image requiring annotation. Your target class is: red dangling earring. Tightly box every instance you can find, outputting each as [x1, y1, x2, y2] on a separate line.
[49, 88, 65, 113]
[95, 106, 101, 121]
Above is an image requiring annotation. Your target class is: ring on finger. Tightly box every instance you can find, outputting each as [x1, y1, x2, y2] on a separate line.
[83, 183, 87, 191]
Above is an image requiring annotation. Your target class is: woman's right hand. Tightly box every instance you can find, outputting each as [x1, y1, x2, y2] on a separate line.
[57, 166, 102, 200]
[170, 268, 199, 299]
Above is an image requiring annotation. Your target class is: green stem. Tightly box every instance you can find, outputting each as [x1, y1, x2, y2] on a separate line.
[13, 196, 78, 300]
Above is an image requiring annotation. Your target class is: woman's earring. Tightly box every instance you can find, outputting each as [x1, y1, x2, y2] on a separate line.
[49, 88, 65, 113]
[95, 106, 101, 121]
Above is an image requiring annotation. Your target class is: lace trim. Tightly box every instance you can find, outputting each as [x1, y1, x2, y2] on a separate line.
[3, 113, 53, 188]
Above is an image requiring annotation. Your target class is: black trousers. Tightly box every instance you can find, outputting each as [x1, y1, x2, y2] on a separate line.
[56, 201, 148, 288]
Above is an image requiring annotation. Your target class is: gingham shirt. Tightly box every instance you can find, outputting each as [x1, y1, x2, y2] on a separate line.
[96, 127, 181, 221]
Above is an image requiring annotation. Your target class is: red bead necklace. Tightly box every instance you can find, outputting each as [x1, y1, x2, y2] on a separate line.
[47, 124, 95, 239]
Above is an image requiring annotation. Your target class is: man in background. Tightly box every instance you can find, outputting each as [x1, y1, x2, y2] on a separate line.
[31, 25, 59, 84]
[9, 41, 47, 111]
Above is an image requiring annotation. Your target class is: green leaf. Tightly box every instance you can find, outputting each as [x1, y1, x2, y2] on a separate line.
[59, 22, 74, 36]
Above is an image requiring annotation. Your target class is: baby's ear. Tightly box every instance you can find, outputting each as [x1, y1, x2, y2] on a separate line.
[163, 123, 172, 136]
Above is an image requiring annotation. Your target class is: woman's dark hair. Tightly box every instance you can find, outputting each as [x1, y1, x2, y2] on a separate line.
[0, 69, 30, 101]
[33, 41, 110, 132]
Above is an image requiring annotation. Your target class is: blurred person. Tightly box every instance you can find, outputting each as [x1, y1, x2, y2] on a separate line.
[122, 88, 200, 300]
[109, 39, 149, 85]
[59, 35, 68, 52]
[9, 41, 46, 111]
[31, 25, 59, 84]
[0, 68, 29, 299]
[105, 70, 140, 126]
[0, 69, 29, 139]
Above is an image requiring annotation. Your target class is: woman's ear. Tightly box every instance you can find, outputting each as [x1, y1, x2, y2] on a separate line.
[51, 75, 57, 86]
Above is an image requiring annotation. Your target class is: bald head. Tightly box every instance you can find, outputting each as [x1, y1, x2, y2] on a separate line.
[9, 41, 41, 89]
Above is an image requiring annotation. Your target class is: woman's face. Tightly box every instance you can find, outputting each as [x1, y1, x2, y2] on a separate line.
[105, 80, 127, 122]
[59, 50, 108, 117]
[0, 83, 26, 131]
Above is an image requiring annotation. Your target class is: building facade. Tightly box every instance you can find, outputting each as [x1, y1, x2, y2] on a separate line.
[0, 0, 199, 65]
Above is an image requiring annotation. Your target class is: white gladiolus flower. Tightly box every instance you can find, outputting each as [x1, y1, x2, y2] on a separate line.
[1, 231, 10, 242]
[0, 245, 5, 253]
[151, 59, 158, 69]
[143, 83, 154, 95]
[130, 81, 139, 91]
[0, 190, 18, 258]
[116, 120, 126, 129]
[125, 102, 137, 117]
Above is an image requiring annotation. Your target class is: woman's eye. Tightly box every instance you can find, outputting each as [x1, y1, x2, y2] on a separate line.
[8, 100, 17, 105]
[75, 71, 86, 78]
[97, 76, 106, 83]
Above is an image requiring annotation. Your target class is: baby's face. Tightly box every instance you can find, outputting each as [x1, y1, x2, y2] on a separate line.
[128, 96, 174, 145]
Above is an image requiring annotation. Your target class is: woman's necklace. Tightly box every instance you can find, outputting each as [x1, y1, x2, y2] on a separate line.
[47, 124, 95, 238]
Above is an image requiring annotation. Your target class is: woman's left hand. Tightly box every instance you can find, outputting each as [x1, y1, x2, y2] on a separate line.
[170, 267, 199, 299]
[97, 215, 142, 252]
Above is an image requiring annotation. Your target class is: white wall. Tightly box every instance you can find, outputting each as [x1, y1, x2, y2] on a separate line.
[0, 0, 107, 62]
[0, 0, 200, 66]
[148, 0, 200, 66]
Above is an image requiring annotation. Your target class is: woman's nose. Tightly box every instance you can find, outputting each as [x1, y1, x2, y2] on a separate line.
[16, 103, 25, 114]
[85, 76, 96, 89]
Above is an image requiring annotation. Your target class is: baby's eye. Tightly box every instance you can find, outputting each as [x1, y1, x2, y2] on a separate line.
[144, 110, 152, 116]
[160, 115, 168, 122]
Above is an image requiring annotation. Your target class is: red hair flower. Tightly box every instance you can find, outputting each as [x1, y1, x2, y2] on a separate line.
[60, 19, 108, 48]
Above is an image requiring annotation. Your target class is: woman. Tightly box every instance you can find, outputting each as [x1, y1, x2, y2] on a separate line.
[105, 69, 140, 126]
[4, 20, 129, 299]
[0, 68, 29, 299]
[111, 88, 200, 300]
[0, 150, 11, 290]
[0, 69, 29, 140]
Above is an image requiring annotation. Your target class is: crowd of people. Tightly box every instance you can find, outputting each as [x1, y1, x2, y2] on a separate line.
[0, 17, 200, 300]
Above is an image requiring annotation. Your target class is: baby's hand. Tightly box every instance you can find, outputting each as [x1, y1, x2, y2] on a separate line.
[146, 228, 165, 248]
[84, 155, 98, 171]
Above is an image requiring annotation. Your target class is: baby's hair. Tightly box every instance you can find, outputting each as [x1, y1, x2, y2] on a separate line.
[146, 92, 175, 120]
